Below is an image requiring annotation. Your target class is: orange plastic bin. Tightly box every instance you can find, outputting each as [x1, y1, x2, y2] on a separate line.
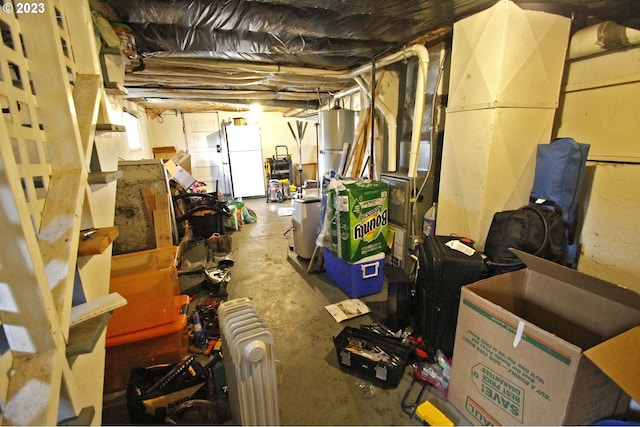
[110, 246, 178, 278]
[104, 294, 190, 393]
[110, 246, 180, 298]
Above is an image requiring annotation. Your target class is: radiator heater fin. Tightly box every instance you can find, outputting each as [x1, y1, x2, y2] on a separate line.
[219, 298, 280, 425]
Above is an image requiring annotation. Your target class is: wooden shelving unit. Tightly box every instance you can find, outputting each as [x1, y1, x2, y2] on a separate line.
[0, 1, 124, 424]
[96, 123, 126, 132]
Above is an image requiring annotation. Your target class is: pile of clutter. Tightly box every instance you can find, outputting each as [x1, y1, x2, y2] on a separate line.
[125, 229, 240, 424]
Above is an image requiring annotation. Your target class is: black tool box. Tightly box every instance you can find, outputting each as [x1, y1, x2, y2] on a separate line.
[415, 235, 485, 357]
[333, 326, 413, 388]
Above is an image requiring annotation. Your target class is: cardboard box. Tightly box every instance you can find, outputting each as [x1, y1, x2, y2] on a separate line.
[331, 179, 388, 263]
[164, 157, 197, 190]
[170, 149, 192, 174]
[153, 146, 177, 159]
[448, 249, 640, 426]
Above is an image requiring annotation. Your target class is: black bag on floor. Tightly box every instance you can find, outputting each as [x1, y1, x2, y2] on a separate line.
[126, 355, 216, 424]
[484, 203, 566, 276]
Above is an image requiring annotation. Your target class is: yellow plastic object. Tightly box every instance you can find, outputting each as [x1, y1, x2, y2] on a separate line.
[415, 401, 453, 426]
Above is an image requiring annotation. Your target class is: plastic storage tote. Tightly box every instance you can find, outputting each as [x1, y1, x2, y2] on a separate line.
[110, 246, 178, 278]
[110, 246, 180, 297]
[104, 294, 190, 393]
[110, 267, 179, 299]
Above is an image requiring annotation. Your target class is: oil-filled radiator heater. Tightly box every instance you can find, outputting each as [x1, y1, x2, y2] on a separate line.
[218, 298, 280, 425]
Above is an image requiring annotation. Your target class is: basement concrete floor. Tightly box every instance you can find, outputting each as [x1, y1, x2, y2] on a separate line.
[102, 195, 471, 426]
[213, 196, 470, 426]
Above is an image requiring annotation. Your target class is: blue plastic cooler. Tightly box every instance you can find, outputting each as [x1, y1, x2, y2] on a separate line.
[324, 248, 385, 298]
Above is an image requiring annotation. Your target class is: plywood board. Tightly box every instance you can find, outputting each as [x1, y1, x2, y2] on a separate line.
[77, 227, 119, 256]
[113, 160, 170, 254]
[154, 193, 173, 248]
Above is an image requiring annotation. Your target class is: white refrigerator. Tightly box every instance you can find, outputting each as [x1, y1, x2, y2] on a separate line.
[223, 124, 266, 198]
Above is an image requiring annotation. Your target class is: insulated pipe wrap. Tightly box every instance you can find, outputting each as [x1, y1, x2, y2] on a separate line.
[569, 21, 640, 59]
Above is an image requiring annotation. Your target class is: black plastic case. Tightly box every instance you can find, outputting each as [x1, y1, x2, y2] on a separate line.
[415, 235, 485, 357]
[333, 326, 413, 388]
[383, 265, 412, 330]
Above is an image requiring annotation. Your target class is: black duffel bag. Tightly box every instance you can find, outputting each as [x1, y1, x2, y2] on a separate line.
[484, 203, 566, 276]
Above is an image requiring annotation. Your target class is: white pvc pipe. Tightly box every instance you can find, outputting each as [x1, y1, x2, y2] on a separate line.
[147, 45, 430, 175]
[126, 87, 320, 101]
[337, 44, 430, 177]
[406, 45, 429, 179]
[353, 76, 398, 173]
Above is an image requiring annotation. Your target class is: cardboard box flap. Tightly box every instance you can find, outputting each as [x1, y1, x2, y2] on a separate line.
[584, 326, 640, 403]
[511, 249, 640, 312]
[165, 158, 197, 189]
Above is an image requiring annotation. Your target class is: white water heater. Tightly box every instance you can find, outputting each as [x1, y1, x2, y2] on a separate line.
[318, 108, 355, 179]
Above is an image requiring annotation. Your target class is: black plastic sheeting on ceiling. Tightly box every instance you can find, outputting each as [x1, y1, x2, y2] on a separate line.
[98, 0, 505, 69]
[99, 0, 640, 70]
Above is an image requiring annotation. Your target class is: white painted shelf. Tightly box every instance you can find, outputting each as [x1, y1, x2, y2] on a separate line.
[0, 1, 124, 425]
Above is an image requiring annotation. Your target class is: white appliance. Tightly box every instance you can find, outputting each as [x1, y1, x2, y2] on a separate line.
[224, 124, 266, 198]
[318, 108, 355, 180]
[218, 298, 279, 426]
[436, 0, 571, 247]
[292, 197, 322, 259]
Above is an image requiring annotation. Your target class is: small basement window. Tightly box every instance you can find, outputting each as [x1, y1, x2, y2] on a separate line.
[123, 111, 142, 151]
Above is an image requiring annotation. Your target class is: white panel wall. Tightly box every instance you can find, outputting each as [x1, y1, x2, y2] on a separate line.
[147, 112, 187, 152]
[578, 163, 640, 291]
[555, 45, 640, 292]
[558, 46, 640, 163]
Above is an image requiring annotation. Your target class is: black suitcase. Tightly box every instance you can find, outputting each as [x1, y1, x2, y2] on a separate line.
[333, 326, 413, 388]
[415, 235, 484, 357]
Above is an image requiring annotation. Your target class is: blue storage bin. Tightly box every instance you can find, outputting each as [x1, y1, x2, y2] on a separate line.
[324, 248, 385, 298]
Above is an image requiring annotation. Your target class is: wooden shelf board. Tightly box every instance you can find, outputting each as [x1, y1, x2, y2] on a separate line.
[58, 406, 96, 426]
[69, 292, 127, 326]
[87, 170, 123, 185]
[66, 312, 111, 357]
[95, 123, 126, 132]
[77, 226, 119, 256]
[104, 82, 128, 95]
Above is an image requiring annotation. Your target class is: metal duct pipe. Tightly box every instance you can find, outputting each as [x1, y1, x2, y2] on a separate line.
[333, 85, 361, 99]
